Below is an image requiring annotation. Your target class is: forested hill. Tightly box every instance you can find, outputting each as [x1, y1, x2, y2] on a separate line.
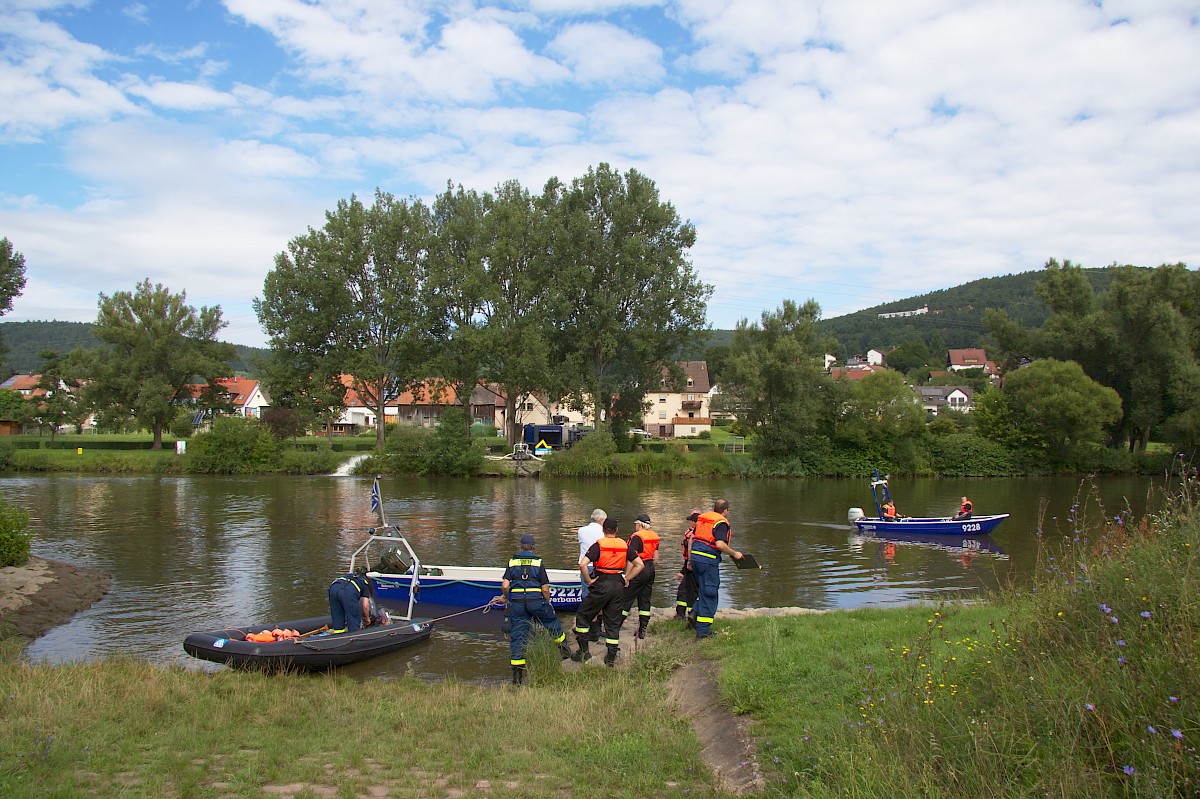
[0, 320, 267, 376]
[813, 267, 1121, 356]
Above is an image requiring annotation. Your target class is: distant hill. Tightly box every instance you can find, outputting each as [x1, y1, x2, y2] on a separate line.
[814, 267, 1122, 357]
[0, 320, 267, 376]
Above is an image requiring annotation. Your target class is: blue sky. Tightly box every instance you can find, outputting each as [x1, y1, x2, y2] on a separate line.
[2, 0, 1199, 348]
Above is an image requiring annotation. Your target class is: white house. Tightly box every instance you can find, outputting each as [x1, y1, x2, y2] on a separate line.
[915, 385, 974, 415]
[641, 361, 712, 438]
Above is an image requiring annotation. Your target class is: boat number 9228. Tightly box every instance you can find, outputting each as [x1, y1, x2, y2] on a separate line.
[960, 522, 983, 533]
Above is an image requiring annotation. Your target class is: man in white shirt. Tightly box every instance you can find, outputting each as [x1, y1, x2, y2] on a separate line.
[577, 508, 606, 606]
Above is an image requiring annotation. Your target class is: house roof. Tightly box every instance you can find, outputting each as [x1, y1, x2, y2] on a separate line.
[830, 364, 888, 381]
[186, 378, 263, 408]
[948, 348, 989, 368]
[916, 385, 974, 401]
[0, 374, 45, 396]
[661, 361, 711, 393]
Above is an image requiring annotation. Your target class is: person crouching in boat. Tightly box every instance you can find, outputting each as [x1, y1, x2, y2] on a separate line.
[501, 534, 572, 686]
[882, 501, 899, 519]
[327, 570, 373, 633]
[953, 496, 973, 521]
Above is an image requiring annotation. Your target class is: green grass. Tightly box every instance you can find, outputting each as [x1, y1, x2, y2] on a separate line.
[0, 635, 721, 798]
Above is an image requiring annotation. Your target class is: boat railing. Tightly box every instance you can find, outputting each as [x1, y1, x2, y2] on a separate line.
[349, 525, 421, 622]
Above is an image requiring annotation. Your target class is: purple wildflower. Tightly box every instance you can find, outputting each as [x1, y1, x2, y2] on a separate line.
[1100, 603, 1111, 614]
[1110, 616, 1119, 624]
[1172, 729, 1183, 739]
[1140, 611, 1151, 619]
[1086, 703, 1095, 711]
[1148, 725, 1157, 734]
[1118, 656, 1127, 664]
[1170, 696, 1179, 703]
[1117, 640, 1126, 647]
[1124, 765, 1135, 776]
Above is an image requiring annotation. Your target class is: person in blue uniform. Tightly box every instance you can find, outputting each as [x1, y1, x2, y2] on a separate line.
[327, 571, 372, 633]
[501, 534, 571, 685]
[689, 499, 743, 640]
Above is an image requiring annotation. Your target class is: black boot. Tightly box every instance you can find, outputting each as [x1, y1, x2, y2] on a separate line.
[604, 644, 619, 668]
[675, 606, 686, 620]
[570, 638, 591, 662]
[511, 666, 525, 686]
[637, 623, 647, 640]
[559, 642, 572, 660]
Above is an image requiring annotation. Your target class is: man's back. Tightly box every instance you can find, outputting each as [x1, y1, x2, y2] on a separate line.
[578, 522, 604, 560]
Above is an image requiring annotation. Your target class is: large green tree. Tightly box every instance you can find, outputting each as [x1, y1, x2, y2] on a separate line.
[543, 164, 710, 430]
[86, 279, 235, 449]
[835, 369, 927, 450]
[478, 180, 557, 444]
[0, 237, 29, 372]
[257, 191, 436, 450]
[719, 299, 840, 460]
[1001, 358, 1122, 458]
[986, 259, 1200, 451]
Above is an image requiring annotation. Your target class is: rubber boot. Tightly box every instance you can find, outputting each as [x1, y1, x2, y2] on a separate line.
[604, 644, 619, 668]
[558, 642, 572, 660]
[570, 638, 591, 662]
[511, 666, 525, 686]
[675, 606, 687, 621]
[637, 622, 647, 640]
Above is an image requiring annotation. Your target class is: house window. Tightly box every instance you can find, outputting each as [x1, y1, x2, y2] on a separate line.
[687, 378, 693, 387]
[688, 412, 694, 418]
[686, 394, 694, 401]
[659, 396, 667, 403]
[523, 402, 534, 411]
[659, 411, 667, 420]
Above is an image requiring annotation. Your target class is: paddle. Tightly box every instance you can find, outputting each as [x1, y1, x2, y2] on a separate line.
[296, 625, 329, 639]
[734, 553, 762, 570]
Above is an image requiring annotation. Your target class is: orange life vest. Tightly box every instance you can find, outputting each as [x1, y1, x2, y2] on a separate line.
[960, 499, 973, 515]
[595, 536, 629, 574]
[633, 529, 660, 562]
[883, 503, 897, 518]
[693, 511, 730, 548]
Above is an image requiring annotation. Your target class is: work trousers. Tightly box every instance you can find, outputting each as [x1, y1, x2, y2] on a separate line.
[508, 596, 566, 667]
[573, 574, 625, 647]
[675, 561, 698, 617]
[689, 553, 721, 639]
[620, 560, 656, 632]
[328, 580, 364, 633]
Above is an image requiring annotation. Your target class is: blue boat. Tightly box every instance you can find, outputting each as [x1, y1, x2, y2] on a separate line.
[849, 471, 1009, 537]
[354, 477, 584, 612]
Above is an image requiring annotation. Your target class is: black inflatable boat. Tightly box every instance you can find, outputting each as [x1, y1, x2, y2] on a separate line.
[183, 616, 434, 672]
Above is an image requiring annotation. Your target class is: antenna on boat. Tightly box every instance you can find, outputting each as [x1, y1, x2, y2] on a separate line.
[371, 474, 388, 528]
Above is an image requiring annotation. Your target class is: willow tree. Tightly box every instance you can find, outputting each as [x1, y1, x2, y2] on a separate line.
[87, 279, 234, 449]
[256, 190, 436, 450]
[543, 164, 710, 433]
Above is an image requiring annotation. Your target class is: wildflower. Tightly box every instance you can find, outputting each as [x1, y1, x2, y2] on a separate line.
[1100, 603, 1111, 614]
[1170, 696, 1179, 703]
[1148, 725, 1157, 734]
[1118, 656, 1127, 664]
[1086, 703, 1095, 711]
[1124, 765, 1135, 776]
[1172, 729, 1183, 739]
[1140, 611, 1151, 619]
[1110, 616, 1119, 623]
[1117, 640, 1126, 647]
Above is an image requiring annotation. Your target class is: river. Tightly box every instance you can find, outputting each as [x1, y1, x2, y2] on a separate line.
[0, 473, 1162, 683]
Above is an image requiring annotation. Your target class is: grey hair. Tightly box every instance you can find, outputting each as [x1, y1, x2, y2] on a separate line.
[591, 508, 607, 523]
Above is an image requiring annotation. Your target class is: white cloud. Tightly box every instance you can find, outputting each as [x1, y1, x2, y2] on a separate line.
[124, 79, 240, 111]
[547, 22, 665, 84]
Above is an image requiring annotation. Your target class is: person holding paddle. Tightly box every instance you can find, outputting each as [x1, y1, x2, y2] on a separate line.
[689, 499, 743, 640]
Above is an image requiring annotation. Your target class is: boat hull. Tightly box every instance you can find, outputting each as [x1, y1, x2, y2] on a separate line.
[853, 513, 1009, 536]
[183, 616, 434, 672]
[371, 566, 584, 611]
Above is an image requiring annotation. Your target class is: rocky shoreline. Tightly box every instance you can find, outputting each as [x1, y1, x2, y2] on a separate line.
[0, 556, 111, 642]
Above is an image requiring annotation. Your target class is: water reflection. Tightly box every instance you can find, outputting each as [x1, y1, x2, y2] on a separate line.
[0, 473, 1161, 682]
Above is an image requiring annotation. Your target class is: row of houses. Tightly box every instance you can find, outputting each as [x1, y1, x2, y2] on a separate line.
[0, 362, 721, 439]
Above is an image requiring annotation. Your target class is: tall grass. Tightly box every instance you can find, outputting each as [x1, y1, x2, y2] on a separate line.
[708, 474, 1200, 796]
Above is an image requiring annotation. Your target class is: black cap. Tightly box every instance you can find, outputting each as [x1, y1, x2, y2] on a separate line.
[687, 509, 701, 522]
[635, 513, 651, 524]
[519, 534, 536, 547]
[602, 518, 618, 532]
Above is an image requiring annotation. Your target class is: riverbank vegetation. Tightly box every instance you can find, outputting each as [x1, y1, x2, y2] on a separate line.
[4, 477, 1195, 797]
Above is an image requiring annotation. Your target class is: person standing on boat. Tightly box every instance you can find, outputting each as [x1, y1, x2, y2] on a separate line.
[619, 513, 661, 639]
[572, 518, 643, 666]
[953, 496, 973, 520]
[501, 534, 571, 686]
[327, 571, 373, 633]
[690, 499, 743, 640]
[675, 509, 701, 623]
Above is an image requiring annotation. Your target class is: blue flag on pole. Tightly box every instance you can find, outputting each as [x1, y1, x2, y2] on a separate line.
[371, 479, 381, 516]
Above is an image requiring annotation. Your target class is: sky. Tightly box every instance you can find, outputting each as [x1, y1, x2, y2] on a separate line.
[2, 0, 1199, 349]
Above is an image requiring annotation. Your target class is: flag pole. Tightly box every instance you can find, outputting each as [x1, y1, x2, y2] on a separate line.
[372, 474, 388, 528]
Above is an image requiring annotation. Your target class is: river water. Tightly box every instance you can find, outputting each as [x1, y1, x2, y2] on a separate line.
[1, 473, 1162, 683]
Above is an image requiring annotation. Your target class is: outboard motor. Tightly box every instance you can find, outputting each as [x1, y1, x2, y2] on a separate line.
[848, 507, 865, 523]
